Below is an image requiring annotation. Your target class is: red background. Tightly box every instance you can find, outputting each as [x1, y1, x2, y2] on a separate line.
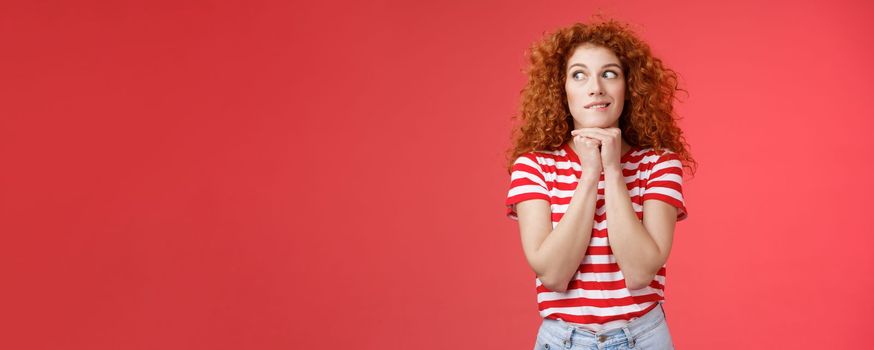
[1, 0, 872, 348]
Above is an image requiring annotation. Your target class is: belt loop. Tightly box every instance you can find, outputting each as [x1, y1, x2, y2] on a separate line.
[622, 325, 635, 348]
[562, 326, 574, 349]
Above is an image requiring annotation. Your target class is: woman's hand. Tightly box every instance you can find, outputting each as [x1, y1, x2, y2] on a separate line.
[571, 127, 623, 172]
[572, 134, 602, 179]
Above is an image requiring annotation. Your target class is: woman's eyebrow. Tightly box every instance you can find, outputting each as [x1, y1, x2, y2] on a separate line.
[567, 63, 622, 71]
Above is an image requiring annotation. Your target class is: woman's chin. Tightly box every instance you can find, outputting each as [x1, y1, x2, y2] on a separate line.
[573, 119, 619, 129]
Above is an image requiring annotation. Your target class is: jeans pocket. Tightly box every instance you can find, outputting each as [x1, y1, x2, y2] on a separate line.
[533, 338, 552, 350]
[633, 318, 674, 349]
[533, 324, 547, 350]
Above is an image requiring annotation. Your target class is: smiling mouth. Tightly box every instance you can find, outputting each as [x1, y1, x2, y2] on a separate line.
[585, 103, 610, 109]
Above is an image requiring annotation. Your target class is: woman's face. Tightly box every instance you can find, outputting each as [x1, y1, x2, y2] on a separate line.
[564, 44, 626, 129]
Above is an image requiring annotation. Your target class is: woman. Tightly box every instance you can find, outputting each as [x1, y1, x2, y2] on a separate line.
[505, 18, 697, 349]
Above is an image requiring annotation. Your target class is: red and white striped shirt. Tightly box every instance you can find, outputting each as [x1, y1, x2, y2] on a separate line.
[505, 142, 688, 332]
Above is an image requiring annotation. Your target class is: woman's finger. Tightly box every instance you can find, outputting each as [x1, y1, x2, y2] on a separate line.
[574, 131, 610, 143]
[575, 136, 601, 148]
[574, 134, 600, 142]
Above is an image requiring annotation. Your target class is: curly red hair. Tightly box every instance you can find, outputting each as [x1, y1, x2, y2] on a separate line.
[505, 17, 697, 176]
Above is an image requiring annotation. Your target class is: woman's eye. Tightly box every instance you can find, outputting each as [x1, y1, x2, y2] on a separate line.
[573, 70, 618, 80]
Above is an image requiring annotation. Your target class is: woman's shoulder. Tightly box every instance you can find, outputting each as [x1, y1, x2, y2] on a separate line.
[515, 144, 574, 165]
[627, 147, 682, 173]
[631, 146, 678, 159]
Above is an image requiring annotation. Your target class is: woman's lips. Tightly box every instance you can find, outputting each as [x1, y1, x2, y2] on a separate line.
[585, 103, 610, 111]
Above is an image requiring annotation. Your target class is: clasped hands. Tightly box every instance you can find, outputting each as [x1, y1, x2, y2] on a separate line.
[570, 127, 624, 173]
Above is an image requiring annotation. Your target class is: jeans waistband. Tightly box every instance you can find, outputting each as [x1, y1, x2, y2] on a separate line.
[539, 302, 666, 348]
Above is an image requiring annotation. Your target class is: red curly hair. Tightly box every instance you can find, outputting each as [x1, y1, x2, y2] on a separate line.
[505, 17, 697, 176]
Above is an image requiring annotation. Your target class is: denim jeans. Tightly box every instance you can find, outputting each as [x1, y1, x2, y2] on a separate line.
[533, 303, 674, 350]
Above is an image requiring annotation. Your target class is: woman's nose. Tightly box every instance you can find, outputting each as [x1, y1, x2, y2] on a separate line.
[587, 80, 604, 96]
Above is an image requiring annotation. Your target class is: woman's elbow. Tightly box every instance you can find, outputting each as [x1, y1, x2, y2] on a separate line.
[539, 275, 569, 293]
[625, 272, 655, 290]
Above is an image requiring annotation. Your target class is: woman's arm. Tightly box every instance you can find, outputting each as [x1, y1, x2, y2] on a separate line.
[602, 168, 678, 290]
[516, 174, 600, 293]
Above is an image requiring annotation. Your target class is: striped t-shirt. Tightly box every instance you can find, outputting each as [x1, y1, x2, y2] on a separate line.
[505, 142, 687, 332]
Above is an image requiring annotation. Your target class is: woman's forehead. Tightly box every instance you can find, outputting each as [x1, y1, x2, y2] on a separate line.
[567, 45, 621, 68]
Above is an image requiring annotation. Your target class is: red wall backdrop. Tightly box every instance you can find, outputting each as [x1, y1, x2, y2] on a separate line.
[1, 0, 872, 349]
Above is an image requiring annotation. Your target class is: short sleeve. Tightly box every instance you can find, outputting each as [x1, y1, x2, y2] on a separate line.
[642, 152, 688, 221]
[505, 154, 550, 221]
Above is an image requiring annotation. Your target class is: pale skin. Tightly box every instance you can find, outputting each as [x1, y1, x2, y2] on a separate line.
[516, 43, 678, 292]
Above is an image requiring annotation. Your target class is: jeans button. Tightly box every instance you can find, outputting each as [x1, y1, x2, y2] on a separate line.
[598, 335, 608, 342]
